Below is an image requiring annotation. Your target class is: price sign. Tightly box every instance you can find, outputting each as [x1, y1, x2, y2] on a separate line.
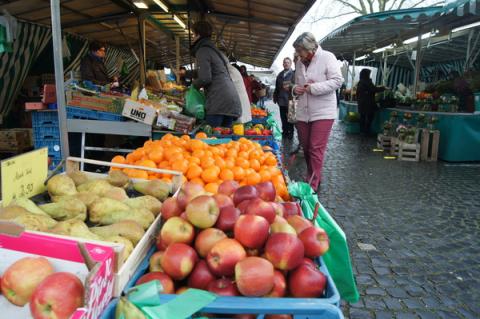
[1, 148, 48, 206]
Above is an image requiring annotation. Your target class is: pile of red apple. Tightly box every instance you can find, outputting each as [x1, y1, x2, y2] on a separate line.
[0, 256, 84, 319]
[136, 180, 330, 303]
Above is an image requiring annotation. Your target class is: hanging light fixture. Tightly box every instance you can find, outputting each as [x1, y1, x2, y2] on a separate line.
[133, 1, 148, 9]
[153, 0, 169, 12]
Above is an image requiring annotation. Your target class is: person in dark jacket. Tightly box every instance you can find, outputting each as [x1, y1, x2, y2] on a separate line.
[273, 57, 295, 139]
[190, 21, 242, 127]
[357, 69, 385, 134]
[80, 43, 111, 86]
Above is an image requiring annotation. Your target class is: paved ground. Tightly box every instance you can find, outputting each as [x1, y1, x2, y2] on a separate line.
[267, 102, 480, 319]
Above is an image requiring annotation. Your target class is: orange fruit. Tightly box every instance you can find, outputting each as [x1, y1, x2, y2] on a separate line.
[144, 140, 154, 147]
[130, 149, 145, 162]
[158, 161, 170, 169]
[129, 169, 149, 179]
[238, 151, 249, 159]
[232, 166, 245, 181]
[225, 158, 236, 169]
[236, 158, 250, 169]
[181, 135, 191, 141]
[226, 149, 238, 158]
[246, 172, 261, 185]
[169, 152, 185, 164]
[162, 176, 173, 183]
[259, 170, 272, 182]
[148, 149, 164, 163]
[268, 167, 282, 177]
[219, 168, 234, 181]
[190, 177, 205, 186]
[248, 150, 261, 161]
[272, 174, 285, 185]
[201, 157, 216, 169]
[137, 159, 157, 169]
[195, 132, 208, 139]
[190, 140, 206, 151]
[112, 155, 126, 164]
[175, 160, 189, 174]
[215, 157, 226, 169]
[265, 155, 278, 166]
[192, 149, 206, 158]
[204, 182, 219, 194]
[202, 167, 219, 183]
[189, 156, 201, 165]
[186, 164, 203, 180]
[249, 159, 261, 171]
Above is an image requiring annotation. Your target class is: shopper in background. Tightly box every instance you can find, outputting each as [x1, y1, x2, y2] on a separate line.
[274, 57, 295, 139]
[80, 43, 113, 86]
[178, 66, 192, 87]
[250, 75, 262, 105]
[292, 32, 343, 191]
[190, 21, 242, 127]
[357, 68, 385, 134]
[239, 65, 253, 103]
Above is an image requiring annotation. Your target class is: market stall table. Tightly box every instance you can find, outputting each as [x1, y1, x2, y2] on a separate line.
[372, 108, 480, 162]
[338, 100, 358, 121]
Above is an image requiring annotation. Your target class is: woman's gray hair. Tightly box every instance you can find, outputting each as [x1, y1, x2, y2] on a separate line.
[293, 32, 318, 52]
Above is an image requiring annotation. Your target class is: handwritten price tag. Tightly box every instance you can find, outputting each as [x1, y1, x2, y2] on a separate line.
[1, 148, 48, 206]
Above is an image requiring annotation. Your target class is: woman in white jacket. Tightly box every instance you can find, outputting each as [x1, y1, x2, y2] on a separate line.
[292, 32, 343, 190]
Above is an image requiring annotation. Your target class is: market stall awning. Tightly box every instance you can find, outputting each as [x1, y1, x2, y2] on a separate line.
[320, 3, 480, 62]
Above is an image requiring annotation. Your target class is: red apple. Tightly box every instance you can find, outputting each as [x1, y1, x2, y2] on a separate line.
[177, 181, 205, 210]
[186, 195, 220, 229]
[233, 185, 258, 206]
[161, 243, 198, 280]
[1, 256, 54, 306]
[246, 248, 261, 257]
[272, 202, 287, 217]
[207, 238, 246, 276]
[234, 315, 256, 319]
[265, 315, 293, 319]
[288, 264, 327, 298]
[274, 215, 287, 224]
[195, 228, 227, 258]
[234, 215, 270, 249]
[270, 220, 296, 235]
[156, 236, 169, 251]
[300, 258, 317, 269]
[180, 212, 187, 220]
[298, 227, 330, 258]
[218, 180, 240, 197]
[30, 272, 84, 319]
[265, 271, 287, 297]
[245, 198, 276, 223]
[215, 206, 241, 232]
[287, 215, 312, 235]
[237, 200, 251, 214]
[149, 251, 165, 272]
[187, 260, 217, 290]
[235, 257, 274, 297]
[160, 216, 195, 246]
[207, 278, 240, 296]
[135, 272, 174, 294]
[265, 233, 304, 270]
[281, 202, 302, 218]
[176, 286, 189, 294]
[213, 193, 234, 210]
[161, 197, 182, 220]
[255, 181, 276, 202]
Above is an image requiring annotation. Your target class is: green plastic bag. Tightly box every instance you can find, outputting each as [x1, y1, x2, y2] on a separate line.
[185, 87, 206, 120]
[289, 182, 360, 303]
[266, 114, 282, 141]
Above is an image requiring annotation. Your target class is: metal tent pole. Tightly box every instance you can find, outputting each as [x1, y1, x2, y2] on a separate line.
[350, 51, 356, 101]
[138, 15, 146, 87]
[413, 33, 422, 95]
[50, 0, 69, 159]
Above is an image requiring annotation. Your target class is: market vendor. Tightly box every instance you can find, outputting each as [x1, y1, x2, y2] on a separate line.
[190, 20, 242, 127]
[80, 43, 116, 86]
[357, 68, 385, 134]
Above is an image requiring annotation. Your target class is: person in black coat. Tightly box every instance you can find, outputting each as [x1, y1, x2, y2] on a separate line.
[357, 69, 385, 134]
[273, 57, 295, 139]
[80, 43, 111, 86]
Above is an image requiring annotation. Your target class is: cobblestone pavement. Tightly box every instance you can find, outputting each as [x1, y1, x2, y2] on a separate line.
[268, 103, 480, 319]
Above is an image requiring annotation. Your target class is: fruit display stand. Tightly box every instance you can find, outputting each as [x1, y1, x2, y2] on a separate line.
[0, 222, 116, 319]
[99, 245, 343, 319]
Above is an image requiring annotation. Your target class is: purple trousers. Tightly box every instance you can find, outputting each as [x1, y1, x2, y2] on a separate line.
[295, 119, 334, 190]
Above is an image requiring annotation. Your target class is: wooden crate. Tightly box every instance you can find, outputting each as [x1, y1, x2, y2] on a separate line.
[398, 142, 420, 162]
[0, 129, 33, 152]
[420, 129, 440, 162]
[390, 137, 400, 156]
[377, 134, 394, 151]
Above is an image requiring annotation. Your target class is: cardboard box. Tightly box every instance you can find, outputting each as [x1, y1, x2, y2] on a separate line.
[122, 99, 157, 125]
[41, 84, 56, 104]
[25, 102, 46, 110]
[0, 222, 115, 319]
[0, 129, 33, 151]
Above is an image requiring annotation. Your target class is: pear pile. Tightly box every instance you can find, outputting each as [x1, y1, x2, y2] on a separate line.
[0, 170, 172, 263]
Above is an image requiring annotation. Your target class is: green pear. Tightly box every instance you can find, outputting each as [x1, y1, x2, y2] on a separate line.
[89, 199, 154, 229]
[107, 170, 130, 188]
[104, 236, 134, 264]
[90, 220, 145, 245]
[103, 187, 129, 201]
[48, 219, 102, 240]
[123, 195, 162, 216]
[133, 180, 170, 201]
[47, 174, 77, 196]
[40, 199, 87, 221]
[67, 170, 90, 186]
[10, 198, 48, 216]
[77, 179, 112, 196]
[0, 208, 57, 231]
[52, 192, 100, 207]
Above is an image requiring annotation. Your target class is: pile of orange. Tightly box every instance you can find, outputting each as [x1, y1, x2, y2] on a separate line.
[251, 108, 268, 117]
[111, 133, 289, 200]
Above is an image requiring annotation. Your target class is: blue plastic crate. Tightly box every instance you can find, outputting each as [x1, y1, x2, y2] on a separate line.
[31, 110, 59, 127]
[34, 137, 61, 159]
[100, 245, 342, 319]
[33, 125, 60, 140]
[250, 117, 268, 125]
[49, 158, 63, 171]
[66, 106, 124, 121]
[344, 122, 360, 134]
